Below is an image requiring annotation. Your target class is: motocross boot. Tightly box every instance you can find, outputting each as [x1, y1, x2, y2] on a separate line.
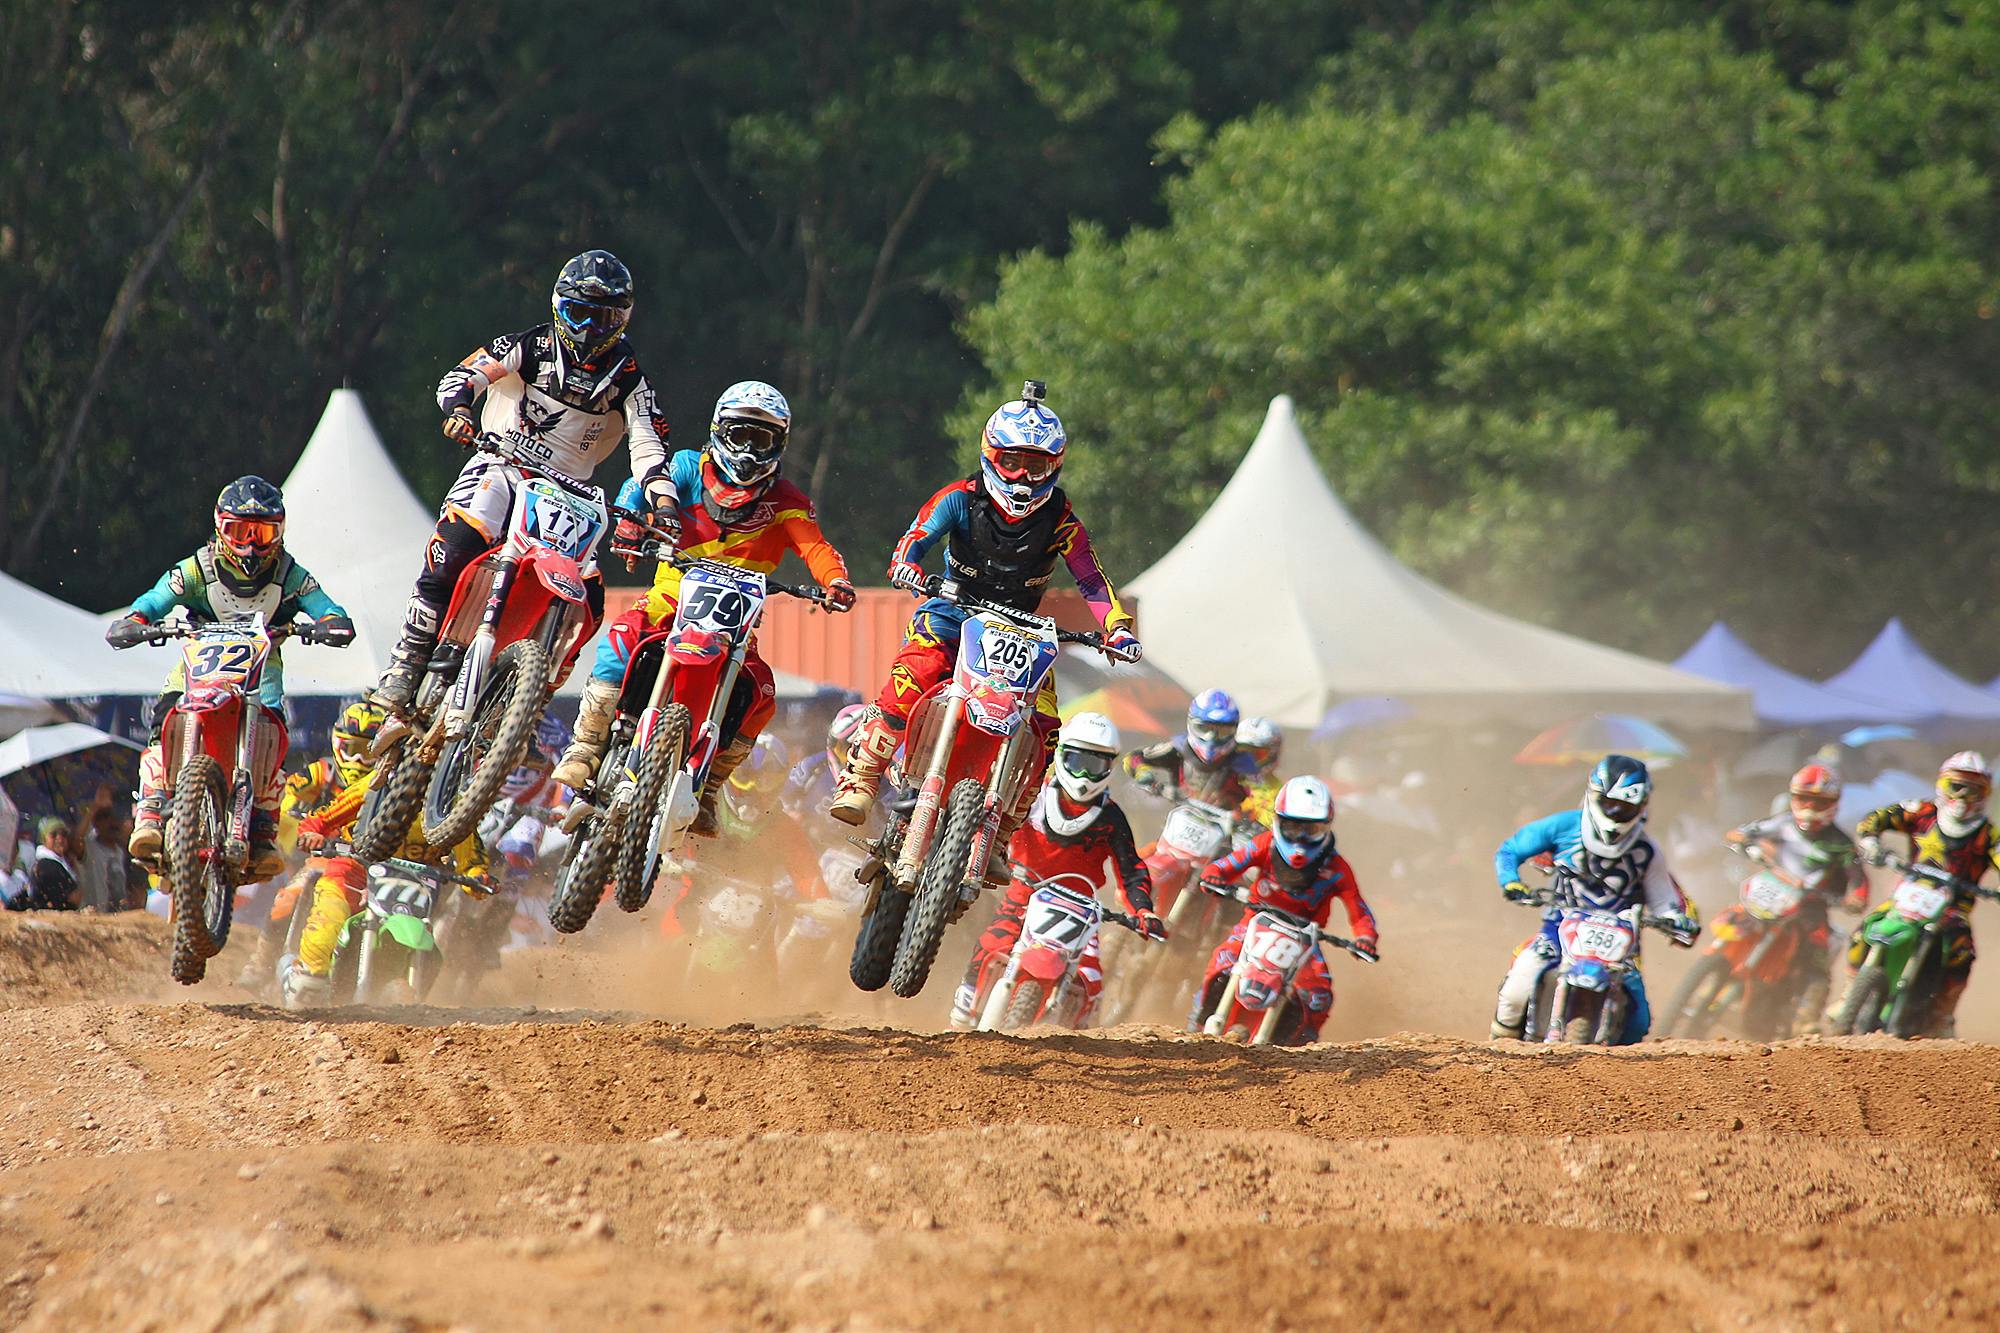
[950, 983, 978, 1031]
[247, 812, 286, 881]
[1489, 1019, 1525, 1041]
[128, 747, 169, 863]
[370, 596, 442, 713]
[553, 679, 620, 790]
[829, 708, 901, 827]
[691, 737, 755, 838]
[280, 963, 331, 1011]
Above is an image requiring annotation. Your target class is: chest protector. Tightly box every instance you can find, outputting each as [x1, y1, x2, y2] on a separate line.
[1558, 840, 1657, 912]
[195, 548, 291, 622]
[943, 481, 1065, 613]
[1268, 841, 1337, 899]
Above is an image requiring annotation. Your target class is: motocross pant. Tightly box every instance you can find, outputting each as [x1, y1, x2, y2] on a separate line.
[961, 877, 1106, 1024]
[1190, 916, 1333, 1045]
[590, 596, 776, 751]
[293, 856, 370, 978]
[1845, 903, 1974, 1027]
[873, 603, 1060, 816]
[1493, 921, 1652, 1044]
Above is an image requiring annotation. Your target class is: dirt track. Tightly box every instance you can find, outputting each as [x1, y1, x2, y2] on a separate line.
[3, 914, 1998, 1329]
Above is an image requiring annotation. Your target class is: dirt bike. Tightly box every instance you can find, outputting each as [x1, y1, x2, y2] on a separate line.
[1657, 841, 1826, 1040]
[1196, 885, 1373, 1045]
[119, 613, 346, 984]
[1515, 884, 1686, 1045]
[1099, 794, 1239, 1023]
[678, 865, 780, 992]
[848, 576, 1131, 1000]
[1828, 854, 1998, 1038]
[328, 857, 494, 1006]
[970, 869, 1148, 1031]
[776, 840, 876, 981]
[355, 434, 610, 863]
[550, 551, 834, 937]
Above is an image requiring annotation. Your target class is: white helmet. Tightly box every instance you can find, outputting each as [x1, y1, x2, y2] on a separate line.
[1272, 775, 1335, 870]
[1053, 711, 1120, 805]
[1938, 751, 1992, 838]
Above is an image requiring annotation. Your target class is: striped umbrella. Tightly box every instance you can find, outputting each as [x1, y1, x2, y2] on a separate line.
[1514, 714, 1689, 767]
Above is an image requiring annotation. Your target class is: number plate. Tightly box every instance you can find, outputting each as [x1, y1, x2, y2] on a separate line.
[676, 563, 767, 635]
[519, 480, 604, 559]
[1243, 916, 1310, 975]
[1894, 879, 1952, 921]
[182, 626, 269, 687]
[1564, 917, 1634, 963]
[1024, 893, 1096, 951]
[1160, 806, 1228, 860]
[1744, 873, 1804, 919]
[976, 622, 1045, 685]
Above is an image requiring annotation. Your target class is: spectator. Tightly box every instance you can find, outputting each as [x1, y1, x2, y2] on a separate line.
[78, 806, 130, 913]
[7, 818, 79, 911]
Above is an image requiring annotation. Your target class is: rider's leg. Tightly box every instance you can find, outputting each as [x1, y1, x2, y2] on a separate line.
[128, 687, 181, 861]
[830, 609, 960, 824]
[374, 462, 510, 709]
[954, 887, 1030, 1028]
[984, 683, 1060, 888]
[1189, 919, 1249, 1033]
[1934, 918, 1975, 1037]
[1616, 972, 1653, 1045]
[1279, 949, 1335, 1046]
[693, 651, 777, 837]
[281, 856, 367, 1008]
[553, 603, 650, 789]
[1074, 935, 1106, 1028]
[246, 670, 290, 879]
[1492, 931, 1557, 1039]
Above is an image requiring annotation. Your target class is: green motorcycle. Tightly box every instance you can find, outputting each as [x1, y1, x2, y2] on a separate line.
[1828, 854, 1999, 1038]
[330, 858, 494, 1006]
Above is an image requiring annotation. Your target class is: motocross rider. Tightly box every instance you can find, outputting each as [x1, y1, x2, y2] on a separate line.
[1843, 751, 2000, 1037]
[280, 753, 495, 1009]
[1124, 689, 1269, 816]
[106, 476, 354, 877]
[551, 380, 855, 836]
[371, 250, 669, 712]
[828, 382, 1142, 877]
[1723, 762, 1866, 1028]
[949, 713, 1166, 1029]
[783, 703, 869, 828]
[1490, 754, 1698, 1043]
[1192, 775, 1378, 1045]
[667, 735, 828, 943]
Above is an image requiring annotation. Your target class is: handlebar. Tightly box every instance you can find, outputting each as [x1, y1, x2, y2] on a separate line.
[119, 616, 345, 648]
[914, 574, 1133, 661]
[379, 856, 495, 897]
[472, 433, 609, 502]
[1724, 839, 1811, 891]
[1197, 882, 1376, 960]
[1878, 853, 1998, 902]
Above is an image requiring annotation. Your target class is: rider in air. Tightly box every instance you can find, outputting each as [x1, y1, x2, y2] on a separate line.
[371, 250, 669, 712]
[1192, 775, 1378, 1045]
[106, 477, 354, 877]
[549, 380, 855, 834]
[1844, 751, 2000, 1037]
[827, 381, 1141, 884]
[949, 712, 1166, 1029]
[1124, 689, 1268, 815]
[1489, 754, 1698, 1043]
[783, 704, 871, 834]
[1723, 763, 1866, 1028]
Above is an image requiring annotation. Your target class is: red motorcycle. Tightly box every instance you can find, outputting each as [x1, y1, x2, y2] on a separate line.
[969, 869, 1149, 1031]
[122, 614, 346, 983]
[356, 436, 610, 862]
[1197, 885, 1374, 1045]
[1657, 841, 1823, 1040]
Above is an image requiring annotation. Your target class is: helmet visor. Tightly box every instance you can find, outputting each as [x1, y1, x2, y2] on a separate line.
[554, 296, 629, 348]
[718, 418, 787, 463]
[1189, 720, 1235, 752]
[1060, 748, 1114, 784]
[331, 729, 374, 766]
[217, 515, 282, 553]
[1595, 797, 1644, 826]
[1789, 791, 1837, 814]
[991, 449, 1059, 483]
[1943, 776, 1991, 804]
[1276, 815, 1330, 847]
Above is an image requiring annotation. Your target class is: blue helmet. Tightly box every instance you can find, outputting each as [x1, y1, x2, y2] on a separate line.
[1186, 688, 1240, 764]
[980, 382, 1066, 519]
[1582, 754, 1651, 858]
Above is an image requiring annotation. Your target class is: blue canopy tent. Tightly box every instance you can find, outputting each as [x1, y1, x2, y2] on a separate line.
[1672, 622, 1921, 727]
[1824, 619, 2000, 727]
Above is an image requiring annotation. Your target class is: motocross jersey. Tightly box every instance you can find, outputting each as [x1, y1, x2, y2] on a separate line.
[1856, 801, 2000, 913]
[130, 548, 342, 631]
[1732, 815, 1866, 902]
[1123, 737, 1265, 812]
[296, 765, 490, 879]
[1495, 810, 1689, 919]
[1203, 831, 1377, 943]
[890, 478, 1132, 627]
[1006, 787, 1156, 915]
[438, 325, 668, 486]
[617, 456, 849, 617]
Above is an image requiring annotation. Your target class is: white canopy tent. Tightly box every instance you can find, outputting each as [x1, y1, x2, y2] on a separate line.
[0, 569, 162, 698]
[1128, 397, 1753, 730]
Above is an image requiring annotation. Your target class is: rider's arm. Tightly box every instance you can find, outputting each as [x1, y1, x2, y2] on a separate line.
[1638, 840, 1694, 919]
[449, 833, 492, 882]
[1493, 812, 1569, 889]
[1328, 855, 1378, 944]
[1855, 802, 1915, 840]
[283, 562, 346, 622]
[776, 495, 852, 588]
[620, 366, 670, 489]
[436, 332, 528, 417]
[1052, 505, 1134, 634]
[1101, 803, 1156, 914]
[1204, 832, 1265, 887]
[299, 769, 373, 839]
[127, 556, 200, 623]
[1122, 741, 1180, 786]
[888, 482, 971, 572]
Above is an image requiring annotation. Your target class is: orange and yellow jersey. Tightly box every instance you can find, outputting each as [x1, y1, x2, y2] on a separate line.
[625, 452, 849, 620]
[297, 767, 490, 878]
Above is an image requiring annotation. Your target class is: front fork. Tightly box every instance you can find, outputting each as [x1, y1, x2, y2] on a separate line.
[444, 554, 520, 740]
[895, 696, 966, 888]
[225, 699, 259, 869]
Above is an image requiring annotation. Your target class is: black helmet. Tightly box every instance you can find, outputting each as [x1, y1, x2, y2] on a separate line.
[212, 475, 286, 586]
[551, 250, 634, 361]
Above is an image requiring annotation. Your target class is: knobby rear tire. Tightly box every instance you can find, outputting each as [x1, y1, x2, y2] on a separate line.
[549, 813, 620, 934]
[352, 743, 433, 865]
[1832, 966, 1887, 1036]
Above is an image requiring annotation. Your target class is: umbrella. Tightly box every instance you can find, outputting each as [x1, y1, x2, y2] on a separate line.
[1839, 724, 1920, 748]
[0, 723, 139, 778]
[1514, 714, 1689, 767]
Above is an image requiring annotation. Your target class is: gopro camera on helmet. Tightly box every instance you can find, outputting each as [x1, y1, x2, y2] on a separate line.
[1021, 379, 1046, 405]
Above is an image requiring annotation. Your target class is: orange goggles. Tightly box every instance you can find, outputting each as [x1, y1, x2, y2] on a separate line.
[218, 515, 282, 549]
